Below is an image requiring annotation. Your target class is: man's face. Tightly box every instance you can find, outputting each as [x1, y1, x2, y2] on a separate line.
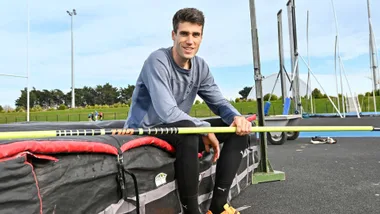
[172, 21, 203, 60]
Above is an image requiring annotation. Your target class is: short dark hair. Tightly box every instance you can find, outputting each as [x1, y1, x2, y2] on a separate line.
[172, 8, 205, 33]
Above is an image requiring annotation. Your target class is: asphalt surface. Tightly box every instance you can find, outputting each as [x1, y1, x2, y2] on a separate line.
[232, 137, 380, 214]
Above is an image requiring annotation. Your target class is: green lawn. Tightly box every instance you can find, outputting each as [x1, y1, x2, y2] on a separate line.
[0, 97, 379, 124]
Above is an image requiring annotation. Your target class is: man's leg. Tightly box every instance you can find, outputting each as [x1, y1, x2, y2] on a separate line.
[154, 120, 201, 214]
[208, 132, 248, 213]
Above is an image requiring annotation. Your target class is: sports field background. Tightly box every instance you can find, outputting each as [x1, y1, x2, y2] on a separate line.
[0, 97, 378, 124]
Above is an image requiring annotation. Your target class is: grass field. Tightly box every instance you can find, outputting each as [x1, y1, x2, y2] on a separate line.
[0, 97, 379, 124]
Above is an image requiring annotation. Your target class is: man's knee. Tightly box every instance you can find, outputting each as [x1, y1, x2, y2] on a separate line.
[173, 120, 197, 128]
[228, 134, 249, 149]
[169, 120, 198, 146]
[156, 120, 197, 128]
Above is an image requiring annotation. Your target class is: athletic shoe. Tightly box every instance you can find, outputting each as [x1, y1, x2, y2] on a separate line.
[221, 204, 240, 214]
[325, 137, 337, 144]
[310, 136, 337, 144]
[206, 204, 240, 214]
[310, 136, 326, 144]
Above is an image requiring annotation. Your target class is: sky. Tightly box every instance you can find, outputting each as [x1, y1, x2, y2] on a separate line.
[0, 0, 379, 108]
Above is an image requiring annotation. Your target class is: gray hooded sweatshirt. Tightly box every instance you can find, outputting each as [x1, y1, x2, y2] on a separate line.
[124, 47, 241, 128]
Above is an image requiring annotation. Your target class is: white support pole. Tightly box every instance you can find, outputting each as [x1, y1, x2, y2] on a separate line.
[299, 54, 343, 118]
[339, 57, 361, 118]
[306, 10, 313, 114]
[334, 36, 340, 113]
[331, 0, 352, 118]
[27, 0, 30, 121]
[367, 0, 379, 113]
[66, 9, 77, 108]
[71, 14, 75, 108]
[0, 73, 28, 78]
[367, 0, 378, 92]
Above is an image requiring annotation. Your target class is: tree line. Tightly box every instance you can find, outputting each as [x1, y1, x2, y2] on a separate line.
[14, 83, 135, 109]
[238, 87, 379, 100]
[237, 86, 329, 100]
[2, 84, 377, 112]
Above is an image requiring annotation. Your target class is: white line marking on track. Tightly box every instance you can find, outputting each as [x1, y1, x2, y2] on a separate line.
[236, 205, 251, 212]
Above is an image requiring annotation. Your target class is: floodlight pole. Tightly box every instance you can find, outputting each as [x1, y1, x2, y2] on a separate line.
[27, 0, 30, 121]
[67, 9, 76, 108]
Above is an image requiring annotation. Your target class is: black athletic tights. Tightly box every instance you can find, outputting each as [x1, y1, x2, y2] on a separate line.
[154, 119, 248, 214]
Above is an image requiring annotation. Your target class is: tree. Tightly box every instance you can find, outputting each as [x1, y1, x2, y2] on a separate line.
[74, 88, 85, 107]
[81, 87, 97, 106]
[92, 83, 120, 105]
[119, 85, 135, 104]
[39, 89, 52, 108]
[14, 83, 137, 108]
[263, 93, 278, 101]
[311, 88, 323, 98]
[239, 87, 252, 99]
[51, 89, 65, 106]
[15, 87, 37, 108]
[0, 105, 3, 112]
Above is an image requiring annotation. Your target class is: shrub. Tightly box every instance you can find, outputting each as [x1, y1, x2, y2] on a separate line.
[31, 105, 43, 112]
[263, 94, 278, 101]
[16, 106, 25, 112]
[58, 104, 67, 110]
[112, 102, 123, 108]
[15, 106, 25, 112]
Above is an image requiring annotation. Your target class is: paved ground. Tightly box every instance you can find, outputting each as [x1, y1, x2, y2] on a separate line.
[232, 137, 380, 214]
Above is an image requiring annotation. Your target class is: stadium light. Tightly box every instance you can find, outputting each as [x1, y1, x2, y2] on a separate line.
[67, 9, 77, 108]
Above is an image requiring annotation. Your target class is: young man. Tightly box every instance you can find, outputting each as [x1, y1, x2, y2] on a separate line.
[124, 8, 252, 214]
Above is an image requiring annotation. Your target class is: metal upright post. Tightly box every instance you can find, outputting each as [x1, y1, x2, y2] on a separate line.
[277, 10, 287, 106]
[249, 0, 267, 172]
[367, 0, 378, 92]
[249, 0, 285, 184]
[286, 1, 295, 103]
[291, 0, 301, 114]
[287, 0, 301, 114]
